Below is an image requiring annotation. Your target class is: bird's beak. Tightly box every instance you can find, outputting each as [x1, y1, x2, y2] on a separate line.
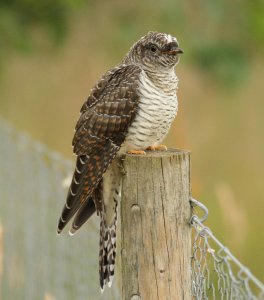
[175, 48, 184, 54]
[161, 48, 184, 55]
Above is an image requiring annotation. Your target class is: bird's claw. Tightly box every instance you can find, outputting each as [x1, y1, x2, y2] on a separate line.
[127, 149, 146, 155]
[146, 144, 168, 151]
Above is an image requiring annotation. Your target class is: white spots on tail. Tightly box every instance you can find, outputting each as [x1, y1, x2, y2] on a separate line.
[69, 228, 76, 236]
[73, 176, 80, 185]
[99, 206, 118, 291]
[70, 187, 77, 196]
[108, 275, 114, 287]
[79, 156, 86, 164]
[75, 165, 81, 174]
[109, 264, 114, 272]
[111, 236, 116, 245]
[98, 160, 120, 291]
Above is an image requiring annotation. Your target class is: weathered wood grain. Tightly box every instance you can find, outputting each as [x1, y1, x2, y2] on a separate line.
[118, 149, 191, 300]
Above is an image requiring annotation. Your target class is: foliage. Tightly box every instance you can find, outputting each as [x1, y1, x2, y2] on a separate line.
[0, 0, 264, 86]
[0, 0, 85, 56]
[192, 43, 249, 87]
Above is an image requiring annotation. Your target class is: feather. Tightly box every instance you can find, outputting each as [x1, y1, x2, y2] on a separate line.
[57, 65, 141, 234]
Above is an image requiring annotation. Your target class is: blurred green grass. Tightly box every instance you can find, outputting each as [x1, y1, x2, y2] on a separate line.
[0, 0, 263, 282]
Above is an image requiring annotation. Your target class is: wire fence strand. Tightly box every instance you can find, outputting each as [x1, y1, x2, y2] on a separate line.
[0, 118, 119, 300]
[190, 198, 264, 300]
[0, 117, 263, 300]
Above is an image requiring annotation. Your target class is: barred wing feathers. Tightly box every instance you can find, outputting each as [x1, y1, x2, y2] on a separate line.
[57, 64, 141, 234]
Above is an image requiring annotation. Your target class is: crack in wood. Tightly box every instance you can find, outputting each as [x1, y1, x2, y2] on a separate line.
[119, 150, 191, 300]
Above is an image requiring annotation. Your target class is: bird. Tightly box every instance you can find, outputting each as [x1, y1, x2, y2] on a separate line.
[57, 31, 183, 292]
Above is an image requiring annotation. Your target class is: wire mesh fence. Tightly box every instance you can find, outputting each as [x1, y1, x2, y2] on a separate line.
[0, 118, 120, 300]
[0, 117, 263, 300]
[190, 199, 264, 300]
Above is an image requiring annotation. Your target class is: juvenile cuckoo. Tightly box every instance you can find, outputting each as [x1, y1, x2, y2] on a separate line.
[57, 31, 183, 291]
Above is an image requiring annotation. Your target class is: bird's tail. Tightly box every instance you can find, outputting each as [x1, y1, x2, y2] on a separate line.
[99, 204, 118, 292]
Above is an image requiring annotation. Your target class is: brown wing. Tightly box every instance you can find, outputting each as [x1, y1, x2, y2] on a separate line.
[57, 64, 141, 234]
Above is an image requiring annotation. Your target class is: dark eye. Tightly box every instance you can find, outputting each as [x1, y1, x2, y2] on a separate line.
[150, 45, 158, 53]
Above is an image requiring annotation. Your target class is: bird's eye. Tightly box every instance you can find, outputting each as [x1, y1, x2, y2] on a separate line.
[150, 45, 158, 53]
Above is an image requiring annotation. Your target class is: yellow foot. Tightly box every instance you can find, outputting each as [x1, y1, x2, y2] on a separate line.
[127, 149, 146, 155]
[147, 144, 168, 151]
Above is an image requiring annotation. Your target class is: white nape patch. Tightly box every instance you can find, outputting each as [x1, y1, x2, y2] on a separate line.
[166, 34, 173, 43]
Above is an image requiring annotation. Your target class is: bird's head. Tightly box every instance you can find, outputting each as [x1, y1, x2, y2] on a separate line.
[128, 31, 183, 71]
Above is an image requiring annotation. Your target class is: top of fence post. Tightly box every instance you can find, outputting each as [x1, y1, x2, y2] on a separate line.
[115, 149, 191, 300]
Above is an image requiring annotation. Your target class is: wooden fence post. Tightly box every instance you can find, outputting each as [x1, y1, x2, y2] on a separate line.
[118, 149, 191, 300]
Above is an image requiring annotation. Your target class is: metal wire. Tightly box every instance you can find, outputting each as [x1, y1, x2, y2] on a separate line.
[190, 198, 264, 300]
[0, 117, 264, 300]
[0, 118, 119, 300]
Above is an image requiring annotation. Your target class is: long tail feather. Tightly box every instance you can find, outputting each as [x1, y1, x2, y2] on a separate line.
[57, 155, 89, 233]
[57, 140, 119, 234]
[70, 179, 104, 235]
[99, 207, 117, 292]
[69, 196, 96, 235]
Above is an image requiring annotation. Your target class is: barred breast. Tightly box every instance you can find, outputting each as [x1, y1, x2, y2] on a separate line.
[120, 69, 178, 152]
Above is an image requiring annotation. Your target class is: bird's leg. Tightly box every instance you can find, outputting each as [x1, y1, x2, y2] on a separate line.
[127, 149, 146, 155]
[147, 144, 168, 151]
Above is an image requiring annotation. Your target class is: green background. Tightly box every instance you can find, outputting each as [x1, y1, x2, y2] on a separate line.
[0, 0, 263, 294]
